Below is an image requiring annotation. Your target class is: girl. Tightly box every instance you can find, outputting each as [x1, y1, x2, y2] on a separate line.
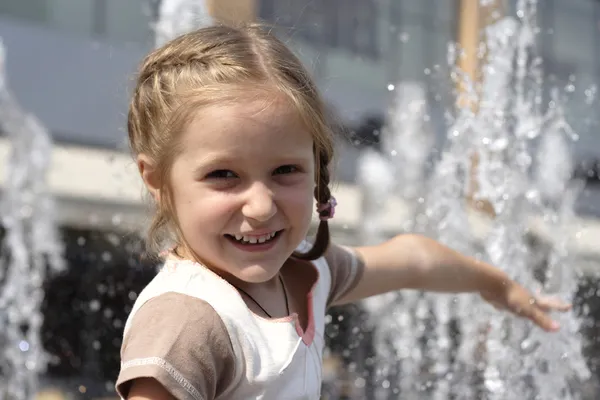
[116, 24, 569, 400]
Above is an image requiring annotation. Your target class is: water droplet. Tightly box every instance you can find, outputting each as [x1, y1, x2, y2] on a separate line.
[399, 32, 410, 43]
[390, 150, 398, 156]
[387, 83, 395, 91]
[112, 214, 123, 226]
[525, 190, 539, 201]
[89, 299, 101, 312]
[19, 341, 29, 352]
[101, 251, 113, 262]
[584, 85, 597, 104]
[26, 360, 37, 371]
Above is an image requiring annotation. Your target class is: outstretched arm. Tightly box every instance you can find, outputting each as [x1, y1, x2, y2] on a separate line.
[336, 234, 569, 332]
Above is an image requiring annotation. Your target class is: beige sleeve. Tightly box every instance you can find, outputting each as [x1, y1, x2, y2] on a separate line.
[325, 243, 366, 307]
[116, 292, 236, 400]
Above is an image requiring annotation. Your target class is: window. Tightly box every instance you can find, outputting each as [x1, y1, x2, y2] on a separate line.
[0, 0, 153, 44]
[337, 0, 378, 59]
[259, 0, 379, 60]
[0, 0, 47, 24]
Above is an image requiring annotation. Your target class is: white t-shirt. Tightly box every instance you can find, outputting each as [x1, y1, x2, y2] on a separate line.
[116, 241, 365, 400]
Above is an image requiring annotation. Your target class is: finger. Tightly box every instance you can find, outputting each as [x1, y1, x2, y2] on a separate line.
[535, 296, 572, 312]
[524, 305, 560, 332]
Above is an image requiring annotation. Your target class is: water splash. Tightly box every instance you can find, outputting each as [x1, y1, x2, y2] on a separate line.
[358, 1, 592, 398]
[0, 41, 64, 398]
[154, 0, 212, 47]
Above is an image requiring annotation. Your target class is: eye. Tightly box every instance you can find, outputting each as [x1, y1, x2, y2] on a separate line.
[206, 169, 237, 179]
[273, 165, 299, 175]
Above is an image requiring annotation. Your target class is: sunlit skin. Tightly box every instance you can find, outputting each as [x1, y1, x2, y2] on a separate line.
[140, 92, 315, 293]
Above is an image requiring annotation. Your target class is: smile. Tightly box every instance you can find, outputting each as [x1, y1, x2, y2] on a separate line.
[225, 230, 282, 245]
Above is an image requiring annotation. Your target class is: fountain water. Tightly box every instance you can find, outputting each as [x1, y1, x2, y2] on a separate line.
[0, 42, 64, 399]
[357, 1, 593, 399]
[154, 0, 212, 47]
[0, 1, 210, 395]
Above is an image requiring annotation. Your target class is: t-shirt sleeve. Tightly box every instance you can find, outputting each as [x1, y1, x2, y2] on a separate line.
[324, 243, 366, 307]
[116, 292, 236, 400]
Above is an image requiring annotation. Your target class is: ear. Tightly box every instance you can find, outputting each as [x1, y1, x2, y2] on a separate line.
[137, 154, 161, 202]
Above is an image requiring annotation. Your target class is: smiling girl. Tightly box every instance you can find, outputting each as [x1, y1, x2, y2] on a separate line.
[116, 24, 569, 400]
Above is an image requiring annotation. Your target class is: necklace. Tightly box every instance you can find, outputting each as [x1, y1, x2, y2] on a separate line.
[232, 274, 290, 318]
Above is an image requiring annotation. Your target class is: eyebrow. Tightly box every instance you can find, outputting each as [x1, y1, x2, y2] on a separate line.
[189, 154, 233, 176]
[191, 152, 312, 173]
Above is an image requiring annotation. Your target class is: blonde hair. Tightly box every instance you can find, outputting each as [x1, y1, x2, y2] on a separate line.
[128, 23, 334, 260]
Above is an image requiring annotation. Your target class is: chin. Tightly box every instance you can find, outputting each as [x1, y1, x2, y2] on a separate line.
[234, 262, 281, 283]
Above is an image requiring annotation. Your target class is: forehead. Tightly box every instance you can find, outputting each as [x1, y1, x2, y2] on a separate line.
[182, 94, 313, 155]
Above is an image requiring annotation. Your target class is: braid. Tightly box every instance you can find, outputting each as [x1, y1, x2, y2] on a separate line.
[294, 149, 332, 260]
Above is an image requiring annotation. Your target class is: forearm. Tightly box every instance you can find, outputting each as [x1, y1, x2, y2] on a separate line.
[345, 234, 509, 303]
[401, 234, 509, 293]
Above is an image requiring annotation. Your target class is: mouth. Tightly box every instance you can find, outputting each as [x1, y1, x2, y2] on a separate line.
[224, 230, 283, 247]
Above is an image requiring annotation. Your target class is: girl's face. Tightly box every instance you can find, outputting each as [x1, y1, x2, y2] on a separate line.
[168, 94, 315, 283]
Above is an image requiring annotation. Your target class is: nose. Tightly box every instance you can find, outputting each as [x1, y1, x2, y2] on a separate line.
[242, 182, 277, 222]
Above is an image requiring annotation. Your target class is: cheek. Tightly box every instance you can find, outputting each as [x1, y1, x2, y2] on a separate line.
[172, 186, 235, 231]
[278, 183, 314, 219]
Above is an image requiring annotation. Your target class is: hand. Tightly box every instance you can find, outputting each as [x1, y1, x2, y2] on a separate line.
[480, 281, 571, 332]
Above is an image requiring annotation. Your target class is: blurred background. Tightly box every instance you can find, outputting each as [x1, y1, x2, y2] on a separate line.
[0, 0, 599, 399]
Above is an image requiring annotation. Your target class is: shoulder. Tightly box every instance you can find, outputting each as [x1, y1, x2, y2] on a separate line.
[124, 292, 227, 339]
[123, 258, 231, 330]
[117, 292, 237, 400]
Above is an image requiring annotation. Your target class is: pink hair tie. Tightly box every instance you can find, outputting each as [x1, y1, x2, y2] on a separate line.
[317, 196, 337, 221]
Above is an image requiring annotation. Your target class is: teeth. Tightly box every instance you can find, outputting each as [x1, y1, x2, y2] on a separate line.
[232, 231, 278, 244]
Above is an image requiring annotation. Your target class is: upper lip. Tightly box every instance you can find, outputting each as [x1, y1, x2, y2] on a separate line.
[228, 229, 281, 237]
